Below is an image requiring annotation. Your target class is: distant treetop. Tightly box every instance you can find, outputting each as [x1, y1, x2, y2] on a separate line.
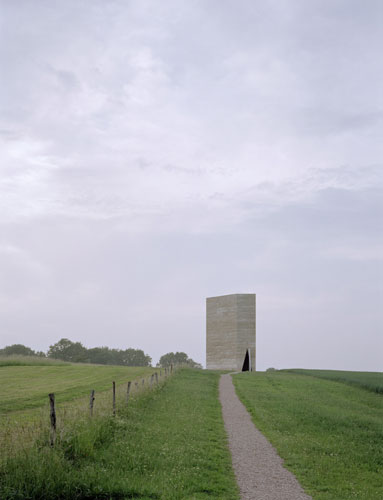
[0, 344, 45, 357]
[157, 351, 202, 369]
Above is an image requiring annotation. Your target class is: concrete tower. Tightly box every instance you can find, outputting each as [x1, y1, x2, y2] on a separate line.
[206, 293, 256, 371]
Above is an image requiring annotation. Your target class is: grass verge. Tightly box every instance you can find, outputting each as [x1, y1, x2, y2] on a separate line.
[0, 369, 239, 500]
[233, 371, 383, 500]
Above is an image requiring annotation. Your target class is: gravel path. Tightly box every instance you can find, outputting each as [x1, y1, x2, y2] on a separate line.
[219, 374, 312, 500]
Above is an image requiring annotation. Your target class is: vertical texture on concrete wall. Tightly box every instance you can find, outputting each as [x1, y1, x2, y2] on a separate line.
[237, 294, 256, 371]
[206, 294, 256, 371]
[206, 294, 237, 370]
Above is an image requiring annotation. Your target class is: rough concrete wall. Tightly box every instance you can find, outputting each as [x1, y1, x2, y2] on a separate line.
[206, 295, 238, 370]
[206, 293, 256, 371]
[236, 294, 256, 371]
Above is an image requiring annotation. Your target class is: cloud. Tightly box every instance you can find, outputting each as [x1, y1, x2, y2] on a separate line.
[0, 0, 382, 369]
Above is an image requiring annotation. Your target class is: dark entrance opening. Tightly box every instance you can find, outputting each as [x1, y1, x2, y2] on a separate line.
[242, 349, 250, 371]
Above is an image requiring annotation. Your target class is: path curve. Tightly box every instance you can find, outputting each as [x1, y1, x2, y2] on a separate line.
[219, 373, 312, 500]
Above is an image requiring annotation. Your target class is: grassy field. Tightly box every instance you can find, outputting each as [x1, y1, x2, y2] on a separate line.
[0, 369, 239, 500]
[0, 358, 153, 414]
[233, 371, 383, 500]
[284, 368, 383, 394]
[3, 361, 382, 499]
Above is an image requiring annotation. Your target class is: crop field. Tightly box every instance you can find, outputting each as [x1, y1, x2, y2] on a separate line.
[0, 368, 239, 500]
[0, 357, 154, 415]
[233, 371, 383, 500]
[284, 368, 383, 394]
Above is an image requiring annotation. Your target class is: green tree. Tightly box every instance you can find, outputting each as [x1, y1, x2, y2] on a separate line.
[87, 347, 111, 365]
[120, 348, 152, 367]
[46, 338, 152, 366]
[0, 344, 36, 356]
[86, 346, 151, 366]
[47, 338, 87, 362]
[157, 351, 202, 369]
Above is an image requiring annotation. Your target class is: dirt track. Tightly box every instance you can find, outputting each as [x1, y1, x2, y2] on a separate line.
[219, 373, 312, 500]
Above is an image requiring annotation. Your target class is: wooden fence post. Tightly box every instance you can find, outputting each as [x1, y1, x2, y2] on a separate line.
[155, 372, 158, 384]
[171, 364, 173, 374]
[142, 378, 145, 387]
[89, 390, 95, 417]
[127, 381, 131, 405]
[112, 381, 116, 417]
[160, 369, 162, 377]
[49, 393, 56, 447]
[135, 381, 138, 391]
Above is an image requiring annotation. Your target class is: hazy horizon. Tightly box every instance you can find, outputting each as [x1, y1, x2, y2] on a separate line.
[1, 0, 382, 371]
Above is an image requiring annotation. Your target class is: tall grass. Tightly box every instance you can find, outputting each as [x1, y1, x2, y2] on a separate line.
[0, 385, 152, 499]
[0, 369, 239, 500]
[0, 369, 162, 461]
[0, 355, 70, 367]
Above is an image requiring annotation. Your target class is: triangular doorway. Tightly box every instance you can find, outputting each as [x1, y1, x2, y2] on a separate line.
[242, 349, 250, 371]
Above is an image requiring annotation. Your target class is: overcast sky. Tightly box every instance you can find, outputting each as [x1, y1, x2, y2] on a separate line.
[0, 0, 382, 370]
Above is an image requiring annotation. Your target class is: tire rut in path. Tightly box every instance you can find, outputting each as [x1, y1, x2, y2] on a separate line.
[219, 373, 312, 500]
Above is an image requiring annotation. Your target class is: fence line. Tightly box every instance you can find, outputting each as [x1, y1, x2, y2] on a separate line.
[89, 389, 95, 417]
[1, 365, 179, 458]
[49, 393, 56, 447]
[126, 381, 131, 404]
[44, 366, 177, 447]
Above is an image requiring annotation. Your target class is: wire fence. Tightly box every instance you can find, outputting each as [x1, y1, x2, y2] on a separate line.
[0, 364, 176, 461]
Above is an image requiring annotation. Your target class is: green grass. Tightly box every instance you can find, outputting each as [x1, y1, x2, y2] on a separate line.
[0, 369, 239, 500]
[0, 362, 153, 414]
[233, 371, 383, 500]
[284, 368, 383, 394]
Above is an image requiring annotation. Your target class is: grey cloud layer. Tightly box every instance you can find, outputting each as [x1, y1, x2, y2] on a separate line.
[0, 0, 382, 368]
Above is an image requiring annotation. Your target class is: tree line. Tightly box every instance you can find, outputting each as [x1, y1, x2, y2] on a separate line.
[0, 340, 202, 368]
[0, 339, 151, 366]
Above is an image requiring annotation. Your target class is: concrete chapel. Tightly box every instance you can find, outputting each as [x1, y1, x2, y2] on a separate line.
[206, 293, 256, 371]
